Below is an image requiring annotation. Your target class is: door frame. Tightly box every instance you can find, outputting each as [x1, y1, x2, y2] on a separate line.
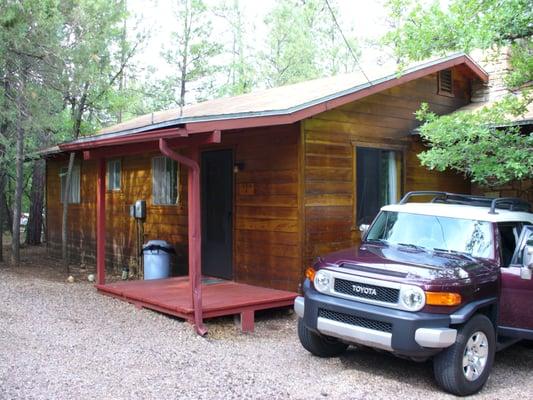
[200, 148, 235, 280]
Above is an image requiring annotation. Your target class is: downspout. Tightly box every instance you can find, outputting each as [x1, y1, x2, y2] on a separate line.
[159, 138, 207, 336]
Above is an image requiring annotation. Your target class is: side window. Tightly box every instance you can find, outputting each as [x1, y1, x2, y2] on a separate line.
[497, 222, 523, 266]
[107, 159, 121, 191]
[59, 164, 81, 204]
[511, 225, 533, 265]
[152, 156, 179, 205]
[356, 147, 402, 225]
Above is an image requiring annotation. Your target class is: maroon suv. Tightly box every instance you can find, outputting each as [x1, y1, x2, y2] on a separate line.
[296, 192, 533, 396]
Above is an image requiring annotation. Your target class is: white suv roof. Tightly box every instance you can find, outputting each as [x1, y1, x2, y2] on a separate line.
[382, 202, 533, 224]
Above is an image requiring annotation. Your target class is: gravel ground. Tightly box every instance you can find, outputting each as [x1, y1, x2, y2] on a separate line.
[1, 256, 533, 399]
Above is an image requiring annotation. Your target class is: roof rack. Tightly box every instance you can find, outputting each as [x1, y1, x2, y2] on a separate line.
[399, 191, 532, 214]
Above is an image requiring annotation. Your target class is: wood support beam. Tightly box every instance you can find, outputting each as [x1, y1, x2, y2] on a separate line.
[96, 157, 106, 285]
[159, 137, 210, 336]
[83, 130, 221, 161]
[62, 127, 188, 152]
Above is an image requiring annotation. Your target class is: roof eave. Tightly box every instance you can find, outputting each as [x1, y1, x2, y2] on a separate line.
[58, 53, 489, 153]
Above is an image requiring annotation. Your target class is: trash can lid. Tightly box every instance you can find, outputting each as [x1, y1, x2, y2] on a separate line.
[143, 239, 172, 249]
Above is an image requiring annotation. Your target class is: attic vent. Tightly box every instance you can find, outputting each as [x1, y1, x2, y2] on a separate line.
[438, 69, 454, 96]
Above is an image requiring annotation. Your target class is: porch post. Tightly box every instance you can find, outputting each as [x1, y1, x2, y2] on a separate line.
[96, 157, 106, 285]
[159, 138, 207, 336]
[188, 146, 205, 335]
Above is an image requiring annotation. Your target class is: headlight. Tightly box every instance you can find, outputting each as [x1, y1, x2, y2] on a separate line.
[399, 286, 425, 311]
[314, 270, 332, 293]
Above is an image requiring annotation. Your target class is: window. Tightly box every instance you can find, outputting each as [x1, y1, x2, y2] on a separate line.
[152, 156, 179, 205]
[356, 147, 402, 225]
[498, 222, 524, 265]
[107, 159, 121, 191]
[511, 225, 533, 265]
[59, 164, 81, 204]
[438, 69, 454, 96]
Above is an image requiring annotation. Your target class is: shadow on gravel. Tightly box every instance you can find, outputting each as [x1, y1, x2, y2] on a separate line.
[337, 341, 533, 394]
[339, 346, 436, 389]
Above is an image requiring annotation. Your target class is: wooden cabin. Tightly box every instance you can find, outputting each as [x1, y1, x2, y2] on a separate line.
[42, 54, 488, 333]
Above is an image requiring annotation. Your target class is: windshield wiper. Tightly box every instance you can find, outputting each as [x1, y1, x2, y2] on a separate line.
[397, 243, 427, 251]
[432, 248, 477, 261]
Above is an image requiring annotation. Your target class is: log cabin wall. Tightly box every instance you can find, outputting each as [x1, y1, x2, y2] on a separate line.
[46, 124, 301, 291]
[46, 153, 190, 272]
[221, 124, 301, 291]
[301, 69, 473, 267]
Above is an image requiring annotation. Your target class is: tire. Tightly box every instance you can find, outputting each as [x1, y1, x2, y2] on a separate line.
[297, 318, 348, 357]
[433, 314, 496, 396]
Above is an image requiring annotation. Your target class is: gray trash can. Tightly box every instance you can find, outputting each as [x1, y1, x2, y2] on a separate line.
[142, 240, 175, 280]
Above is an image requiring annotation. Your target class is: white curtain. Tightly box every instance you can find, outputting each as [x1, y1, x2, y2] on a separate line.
[152, 157, 179, 205]
[60, 165, 80, 204]
[387, 151, 398, 204]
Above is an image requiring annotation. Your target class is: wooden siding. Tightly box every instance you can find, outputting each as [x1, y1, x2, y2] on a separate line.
[46, 124, 301, 291]
[46, 68, 477, 293]
[302, 70, 472, 267]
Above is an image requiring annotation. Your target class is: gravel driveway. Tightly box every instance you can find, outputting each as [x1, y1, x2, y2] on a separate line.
[1, 266, 533, 400]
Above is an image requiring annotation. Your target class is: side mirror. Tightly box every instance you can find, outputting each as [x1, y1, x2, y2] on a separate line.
[359, 224, 370, 236]
[520, 244, 533, 280]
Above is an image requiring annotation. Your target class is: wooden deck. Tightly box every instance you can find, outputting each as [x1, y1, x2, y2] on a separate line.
[96, 277, 298, 332]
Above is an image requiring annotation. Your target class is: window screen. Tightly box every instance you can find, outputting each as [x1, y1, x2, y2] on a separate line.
[107, 159, 121, 191]
[59, 164, 81, 204]
[152, 156, 179, 205]
[356, 147, 401, 225]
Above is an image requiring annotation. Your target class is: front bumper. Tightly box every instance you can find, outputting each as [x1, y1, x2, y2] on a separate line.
[296, 286, 457, 358]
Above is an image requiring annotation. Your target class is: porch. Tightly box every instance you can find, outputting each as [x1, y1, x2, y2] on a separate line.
[96, 277, 298, 332]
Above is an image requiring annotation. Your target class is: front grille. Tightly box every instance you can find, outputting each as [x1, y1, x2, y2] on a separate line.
[318, 309, 392, 333]
[334, 278, 399, 303]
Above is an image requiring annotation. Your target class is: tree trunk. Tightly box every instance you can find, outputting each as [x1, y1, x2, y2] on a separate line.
[0, 172, 4, 263]
[61, 152, 76, 269]
[26, 159, 45, 245]
[11, 116, 24, 266]
[2, 190, 13, 236]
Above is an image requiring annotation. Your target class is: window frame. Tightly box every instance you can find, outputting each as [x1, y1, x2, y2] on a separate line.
[352, 142, 405, 229]
[59, 163, 81, 204]
[151, 156, 180, 206]
[106, 159, 122, 192]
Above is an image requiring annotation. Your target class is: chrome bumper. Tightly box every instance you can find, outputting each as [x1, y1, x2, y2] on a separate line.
[295, 296, 457, 350]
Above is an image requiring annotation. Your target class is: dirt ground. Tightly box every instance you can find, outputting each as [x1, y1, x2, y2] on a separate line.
[1, 245, 533, 400]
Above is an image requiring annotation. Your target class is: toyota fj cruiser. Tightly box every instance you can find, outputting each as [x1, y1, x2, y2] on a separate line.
[296, 192, 533, 396]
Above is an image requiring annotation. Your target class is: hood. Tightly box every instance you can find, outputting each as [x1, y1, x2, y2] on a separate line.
[320, 243, 496, 284]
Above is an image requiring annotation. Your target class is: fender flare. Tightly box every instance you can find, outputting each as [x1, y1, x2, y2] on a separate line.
[449, 297, 498, 325]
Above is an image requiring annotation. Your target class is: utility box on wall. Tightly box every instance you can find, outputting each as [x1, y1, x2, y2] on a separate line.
[130, 199, 146, 219]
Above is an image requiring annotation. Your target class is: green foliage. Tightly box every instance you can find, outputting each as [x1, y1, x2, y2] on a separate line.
[383, 0, 533, 186]
[213, 0, 256, 97]
[158, 0, 222, 108]
[383, 0, 533, 86]
[260, 0, 360, 87]
[416, 96, 533, 186]
[0, 0, 141, 219]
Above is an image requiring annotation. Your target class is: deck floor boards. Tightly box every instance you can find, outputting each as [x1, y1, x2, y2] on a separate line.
[96, 277, 298, 330]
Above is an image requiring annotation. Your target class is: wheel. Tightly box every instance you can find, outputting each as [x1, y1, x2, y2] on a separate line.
[297, 318, 348, 357]
[433, 314, 495, 396]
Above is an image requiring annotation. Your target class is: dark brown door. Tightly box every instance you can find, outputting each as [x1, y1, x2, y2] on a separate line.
[201, 149, 233, 279]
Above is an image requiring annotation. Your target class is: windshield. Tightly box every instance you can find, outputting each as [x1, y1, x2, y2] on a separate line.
[366, 211, 494, 259]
